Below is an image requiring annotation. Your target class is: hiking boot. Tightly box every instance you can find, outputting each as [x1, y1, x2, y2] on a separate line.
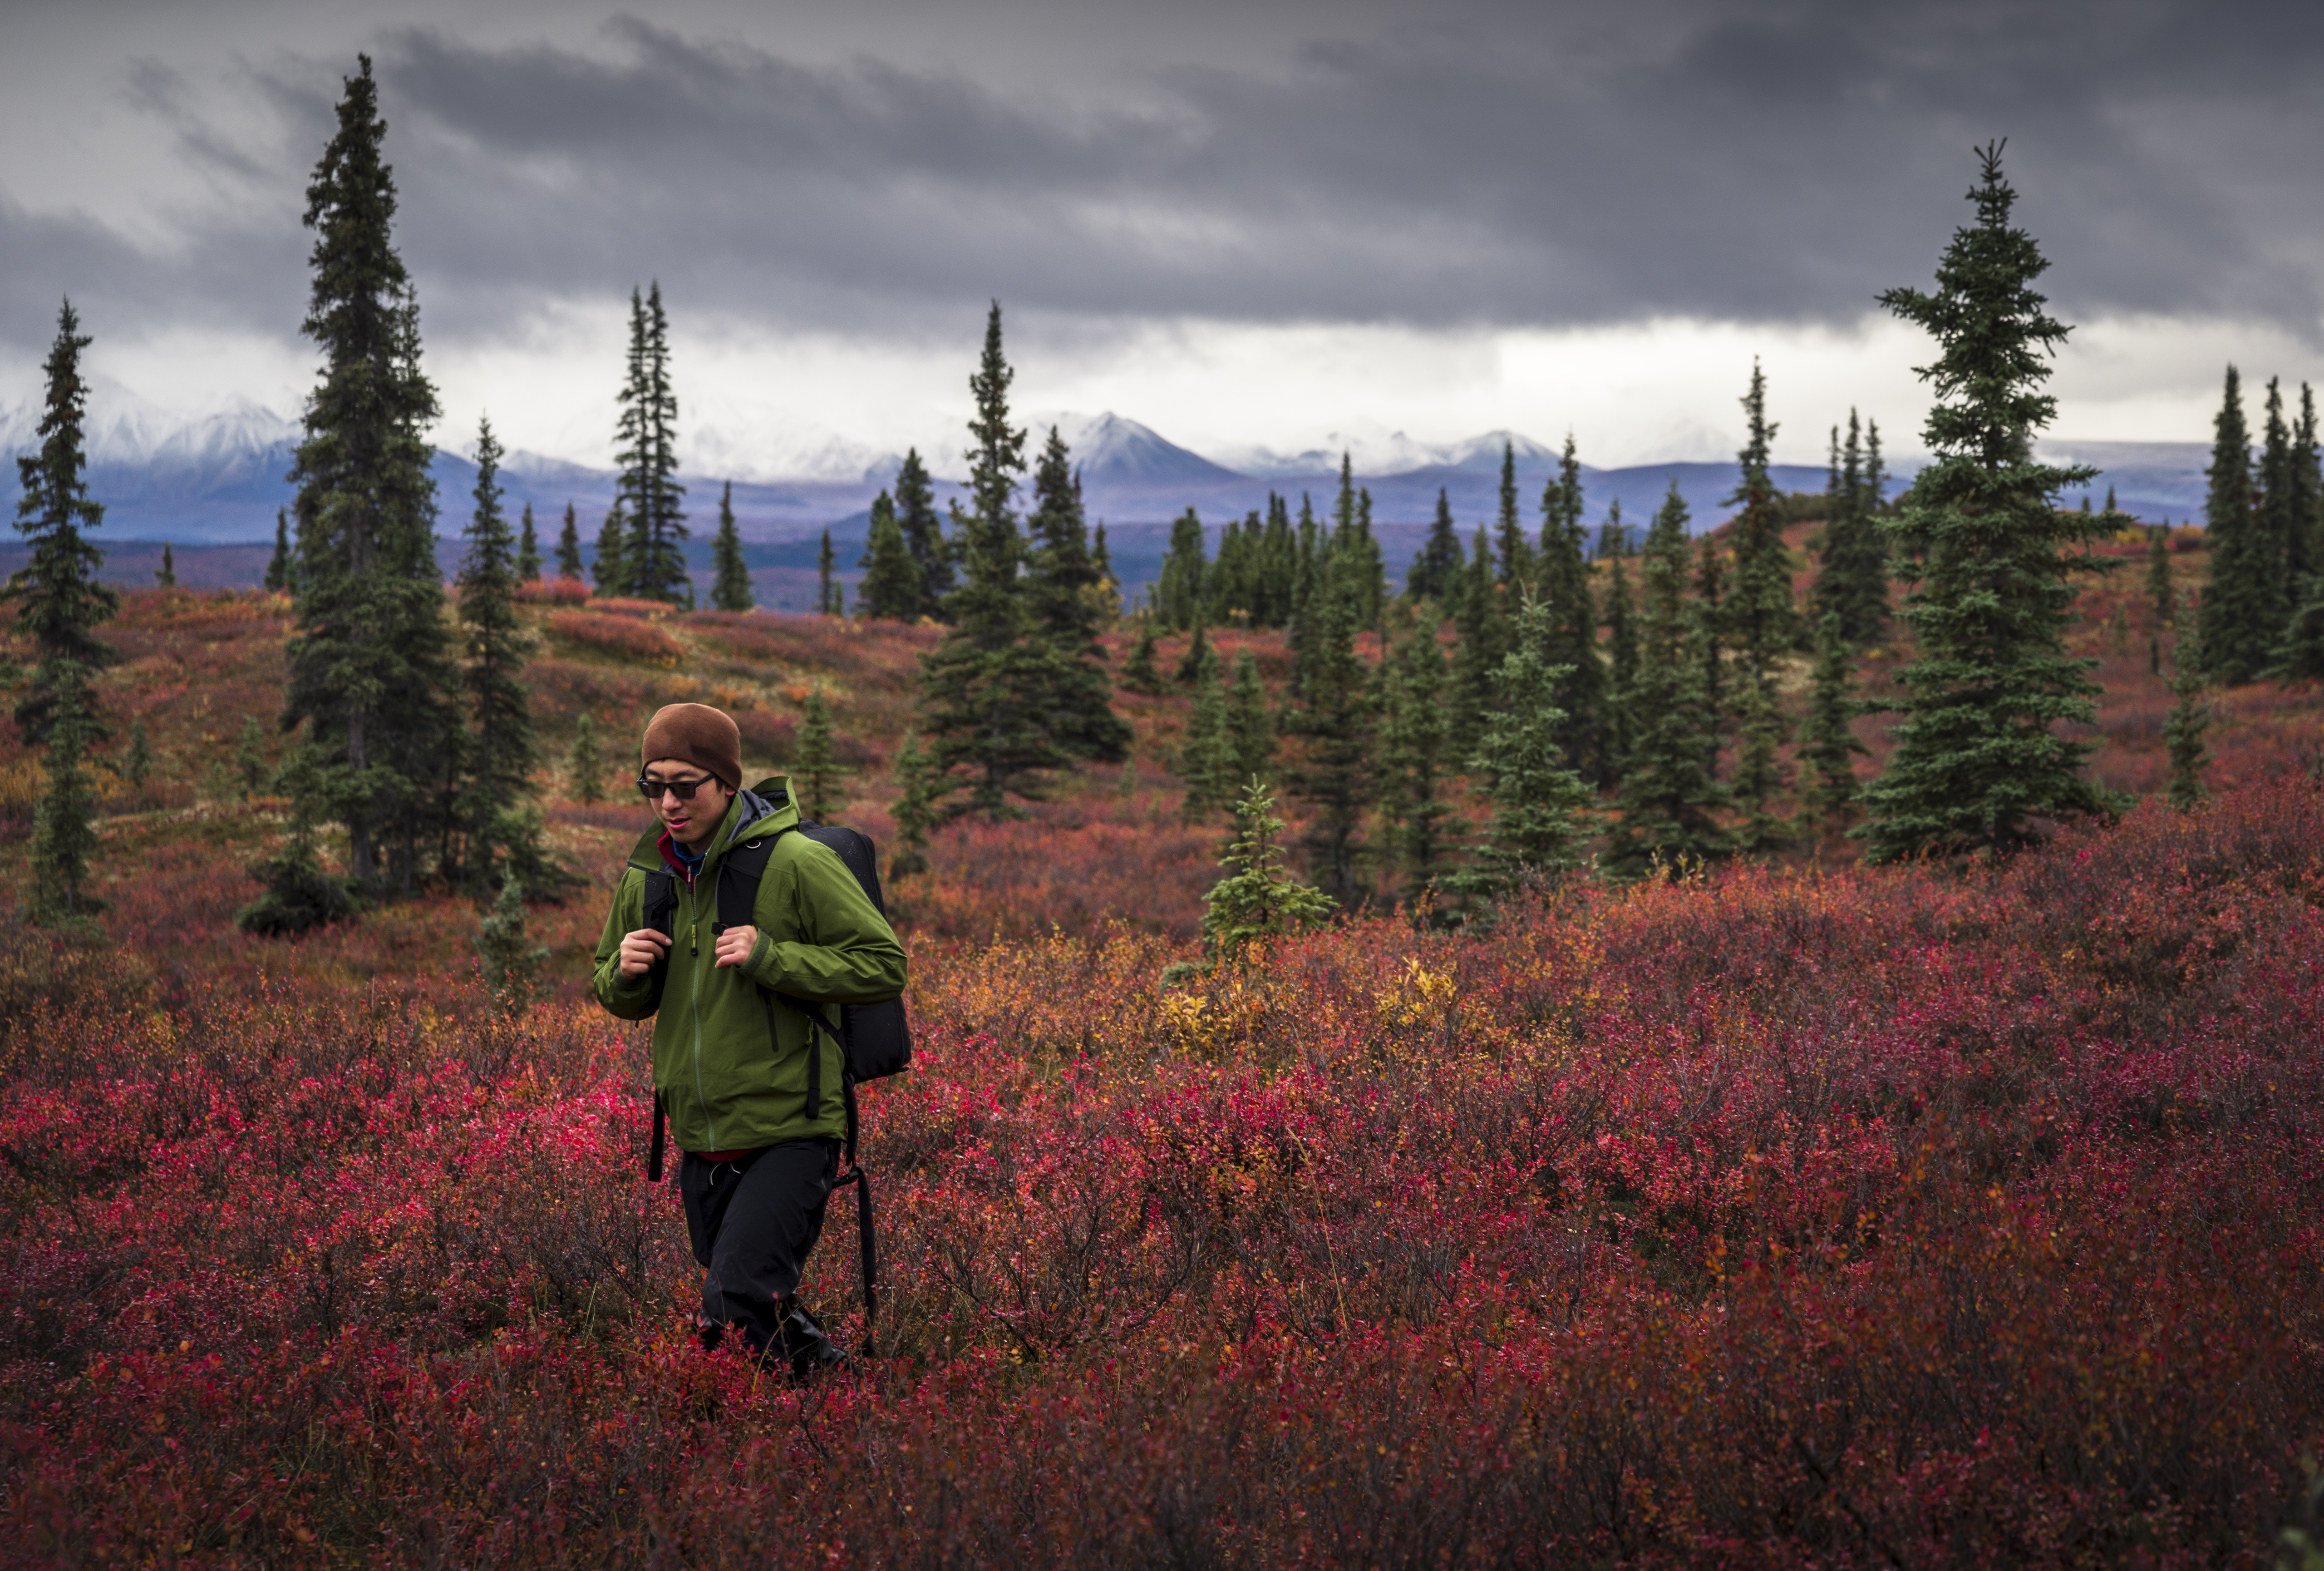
[775, 1298, 848, 1381]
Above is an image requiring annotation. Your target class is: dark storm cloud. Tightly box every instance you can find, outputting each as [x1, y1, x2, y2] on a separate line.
[6, 0, 2323, 353]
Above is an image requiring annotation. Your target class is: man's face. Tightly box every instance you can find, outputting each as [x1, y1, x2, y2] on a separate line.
[641, 756, 735, 849]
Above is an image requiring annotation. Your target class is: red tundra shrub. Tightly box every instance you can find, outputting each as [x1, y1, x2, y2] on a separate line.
[546, 610, 684, 665]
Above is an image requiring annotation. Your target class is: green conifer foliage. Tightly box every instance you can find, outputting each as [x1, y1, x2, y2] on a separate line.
[1285, 567, 1375, 907]
[886, 730, 938, 879]
[1798, 613, 1869, 832]
[817, 529, 839, 615]
[455, 415, 544, 891]
[891, 449, 951, 618]
[1256, 493, 1296, 627]
[282, 56, 458, 896]
[1224, 649, 1274, 786]
[1534, 443, 1604, 783]
[1609, 483, 1730, 878]
[556, 502, 585, 581]
[1409, 487, 1465, 603]
[1023, 426, 1130, 761]
[2292, 383, 2323, 586]
[238, 751, 356, 935]
[591, 505, 628, 596]
[856, 490, 921, 621]
[122, 718, 151, 791]
[710, 481, 754, 613]
[614, 283, 689, 605]
[1120, 620, 1166, 696]
[1333, 460, 1386, 634]
[11, 299, 118, 751]
[2196, 366, 2275, 684]
[1449, 526, 1503, 756]
[1176, 646, 1234, 823]
[235, 716, 269, 799]
[30, 669, 102, 925]
[795, 690, 847, 820]
[566, 712, 605, 804]
[154, 544, 176, 588]
[1453, 596, 1595, 900]
[1192, 778, 1337, 972]
[516, 501, 542, 582]
[2147, 525, 2175, 626]
[1726, 360, 1802, 679]
[2164, 643, 2211, 810]
[1856, 143, 2114, 863]
[1810, 409, 1890, 647]
[917, 303, 1064, 819]
[476, 875, 548, 1016]
[1379, 619, 1455, 896]
[1175, 619, 1213, 687]
[1601, 540, 1638, 782]
[2271, 578, 2324, 683]
[1156, 509, 1208, 631]
[1494, 440, 1533, 588]
[266, 508, 293, 593]
[2259, 375, 2300, 601]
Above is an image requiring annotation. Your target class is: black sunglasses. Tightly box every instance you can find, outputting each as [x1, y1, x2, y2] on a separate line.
[638, 771, 719, 801]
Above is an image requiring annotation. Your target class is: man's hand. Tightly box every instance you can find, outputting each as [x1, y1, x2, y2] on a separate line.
[714, 924, 758, 970]
[618, 927, 672, 978]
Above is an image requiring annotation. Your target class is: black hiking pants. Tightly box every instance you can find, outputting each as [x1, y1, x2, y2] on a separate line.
[678, 1139, 840, 1358]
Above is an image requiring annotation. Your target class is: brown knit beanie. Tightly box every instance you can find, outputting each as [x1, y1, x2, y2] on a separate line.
[640, 702, 742, 789]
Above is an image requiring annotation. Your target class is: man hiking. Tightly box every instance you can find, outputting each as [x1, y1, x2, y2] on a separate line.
[592, 702, 907, 1378]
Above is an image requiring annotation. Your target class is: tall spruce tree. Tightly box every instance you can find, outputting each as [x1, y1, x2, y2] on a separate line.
[1286, 553, 1376, 906]
[266, 507, 293, 592]
[1379, 618, 1456, 898]
[710, 481, 753, 612]
[154, 544, 176, 588]
[454, 415, 543, 890]
[1855, 143, 2115, 862]
[555, 501, 584, 580]
[516, 500, 542, 581]
[2292, 383, 2323, 585]
[1608, 483, 1729, 877]
[795, 690, 846, 820]
[1331, 454, 1388, 633]
[614, 283, 688, 605]
[1452, 594, 1595, 901]
[1449, 525, 1502, 756]
[1535, 442, 1604, 783]
[1600, 533, 1638, 782]
[1224, 648, 1274, 786]
[2259, 376, 2300, 601]
[592, 505, 628, 596]
[817, 529, 839, 615]
[886, 730, 937, 878]
[1725, 360, 1802, 682]
[1156, 508, 1208, 631]
[10, 299, 118, 749]
[856, 490, 921, 621]
[1797, 612, 1868, 833]
[1023, 425, 1130, 761]
[1410, 487, 1464, 603]
[1176, 645, 1235, 823]
[1493, 440, 1532, 588]
[1810, 408, 1889, 647]
[892, 449, 951, 617]
[917, 303, 1063, 818]
[2196, 366, 2272, 684]
[281, 56, 459, 896]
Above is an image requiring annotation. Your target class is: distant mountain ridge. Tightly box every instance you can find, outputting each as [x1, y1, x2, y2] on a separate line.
[0, 381, 2206, 549]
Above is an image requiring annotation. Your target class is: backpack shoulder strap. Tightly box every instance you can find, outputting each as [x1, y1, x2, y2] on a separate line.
[714, 827, 784, 932]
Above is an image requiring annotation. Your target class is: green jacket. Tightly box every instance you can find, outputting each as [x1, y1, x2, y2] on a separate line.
[591, 776, 907, 1154]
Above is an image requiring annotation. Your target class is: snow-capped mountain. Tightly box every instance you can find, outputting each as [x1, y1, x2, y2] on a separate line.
[1208, 424, 1566, 480]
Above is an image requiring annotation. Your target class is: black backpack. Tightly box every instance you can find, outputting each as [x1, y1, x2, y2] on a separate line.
[637, 797, 910, 1350]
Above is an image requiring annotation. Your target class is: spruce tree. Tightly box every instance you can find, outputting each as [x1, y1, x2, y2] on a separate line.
[1156, 508, 1208, 631]
[122, 718, 151, 790]
[1410, 487, 1464, 603]
[1175, 618, 1213, 687]
[1120, 619, 1166, 695]
[1810, 408, 1889, 647]
[282, 56, 459, 896]
[154, 543, 176, 588]
[591, 505, 628, 596]
[1190, 779, 1337, 973]
[1797, 613, 1868, 832]
[455, 415, 543, 891]
[892, 449, 951, 617]
[886, 730, 936, 879]
[2146, 524, 2175, 625]
[1535, 441, 1604, 782]
[710, 481, 754, 612]
[1224, 648, 1274, 786]
[475, 875, 548, 1016]
[30, 675, 102, 924]
[614, 283, 688, 605]
[1452, 595, 1595, 901]
[1334, 461, 1386, 633]
[2259, 375, 2299, 601]
[1022, 425, 1130, 761]
[1379, 618, 1455, 896]
[817, 528, 839, 615]
[2164, 644, 2211, 810]
[566, 711, 605, 803]
[266, 507, 293, 593]
[1608, 482, 1730, 877]
[10, 299, 118, 751]
[555, 502, 584, 581]
[916, 303, 1063, 818]
[1256, 493, 1296, 627]
[2292, 383, 2323, 586]
[1726, 359, 1802, 683]
[1449, 526, 1502, 756]
[238, 751, 355, 934]
[1601, 534, 1638, 782]
[856, 490, 921, 621]
[1495, 439, 1533, 587]
[235, 715, 269, 798]
[1176, 646, 1234, 823]
[2196, 366, 2273, 684]
[1856, 143, 2115, 862]
[1285, 558, 1375, 906]
[516, 500, 542, 581]
[795, 690, 846, 820]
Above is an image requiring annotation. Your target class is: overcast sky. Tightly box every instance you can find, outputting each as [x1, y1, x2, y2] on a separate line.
[3, 0, 2321, 471]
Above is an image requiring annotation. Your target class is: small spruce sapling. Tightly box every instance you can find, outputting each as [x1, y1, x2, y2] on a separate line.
[886, 730, 938, 879]
[566, 712, 606, 804]
[155, 543, 176, 587]
[1120, 620, 1166, 695]
[122, 717, 151, 790]
[477, 877, 548, 1015]
[239, 749, 357, 935]
[2164, 635, 2211, 810]
[1451, 595, 1595, 902]
[795, 690, 847, 820]
[1798, 613, 1869, 831]
[1178, 777, 1337, 979]
[235, 715, 269, 798]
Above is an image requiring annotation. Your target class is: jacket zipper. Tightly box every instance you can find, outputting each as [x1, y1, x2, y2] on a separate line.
[685, 873, 717, 1150]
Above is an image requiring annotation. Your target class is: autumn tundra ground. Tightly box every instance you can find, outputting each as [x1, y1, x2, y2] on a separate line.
[4, 547, 2324, 1566]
